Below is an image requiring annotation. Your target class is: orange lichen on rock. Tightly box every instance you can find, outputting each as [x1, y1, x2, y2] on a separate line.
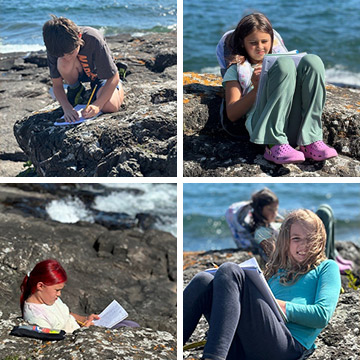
[183, 72, 222, 87]
[183, 251, 205, 270]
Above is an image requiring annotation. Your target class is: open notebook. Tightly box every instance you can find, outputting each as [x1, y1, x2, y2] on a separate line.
[93, 300, 128, 329]
[54, 104, 102, 126]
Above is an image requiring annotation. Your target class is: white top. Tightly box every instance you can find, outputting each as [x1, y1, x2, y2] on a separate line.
[23, 297, 80, 333]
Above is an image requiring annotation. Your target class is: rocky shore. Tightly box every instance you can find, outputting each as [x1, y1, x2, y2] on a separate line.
[0, 184, 177, 359]
[183, 246, 360, 360]
[0, 32, 176, 177]
[183, 72, 360, 177]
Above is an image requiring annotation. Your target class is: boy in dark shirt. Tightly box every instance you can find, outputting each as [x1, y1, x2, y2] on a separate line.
[43, 15, 124, 122]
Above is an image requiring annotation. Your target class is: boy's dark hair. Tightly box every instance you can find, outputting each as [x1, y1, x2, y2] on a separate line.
[43, 15, 84, 57]
[250, 188, 278, 228]
[225, 12, 274, 65]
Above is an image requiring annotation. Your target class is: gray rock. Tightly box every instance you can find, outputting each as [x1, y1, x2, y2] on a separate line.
[0, 316, 176, 359]
[183, 245, 360, 360]
[183, 72, 360, 177]
[0, 185, 177, 358]
[1, 32, 177, 177]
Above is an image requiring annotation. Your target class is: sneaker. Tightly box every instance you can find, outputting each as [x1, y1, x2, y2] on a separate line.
[116, 62, 128, 81]
[264, 144, 305, 164]
[300, 141, 338, 161]
[66, 83, 85, 106]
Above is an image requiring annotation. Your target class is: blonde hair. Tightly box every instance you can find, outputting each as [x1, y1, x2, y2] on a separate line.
[264, 209, 327, 285]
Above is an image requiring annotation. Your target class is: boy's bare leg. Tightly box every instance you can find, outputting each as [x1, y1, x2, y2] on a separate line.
[96, 83, 124, 113]
[57, 56, 83, 85]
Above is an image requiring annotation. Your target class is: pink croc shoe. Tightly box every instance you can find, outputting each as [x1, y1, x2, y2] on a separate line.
[264, 144, 305, 164]
[300, 141, 338, 161]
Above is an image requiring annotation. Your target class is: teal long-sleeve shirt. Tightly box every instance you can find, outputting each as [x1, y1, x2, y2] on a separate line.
[268, 259, 341, 349]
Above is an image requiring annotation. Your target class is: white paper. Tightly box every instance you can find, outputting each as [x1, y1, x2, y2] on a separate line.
[54, 104, 102, 126]
[93, 300, 128, 329]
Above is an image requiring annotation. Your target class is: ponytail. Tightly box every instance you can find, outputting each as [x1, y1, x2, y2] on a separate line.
[20, 259, 67, 316]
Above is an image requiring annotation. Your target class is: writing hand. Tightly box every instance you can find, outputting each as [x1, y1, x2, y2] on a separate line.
[251, 66, 262, 90]
[82, 104, 100, 118]
[84, 313, 100, 327]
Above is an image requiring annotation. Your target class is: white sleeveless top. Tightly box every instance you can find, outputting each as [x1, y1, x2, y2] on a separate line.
[24, 297, 80, 333]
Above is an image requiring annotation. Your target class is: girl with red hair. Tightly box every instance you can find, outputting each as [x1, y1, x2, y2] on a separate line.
[20, 259, 99, 333]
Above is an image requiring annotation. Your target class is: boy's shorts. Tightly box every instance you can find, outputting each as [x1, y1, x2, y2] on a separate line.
[78, 72, 122, 101]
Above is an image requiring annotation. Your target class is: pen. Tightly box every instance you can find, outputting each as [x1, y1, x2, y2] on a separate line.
[77, 320, 86, 327]
[85, 84, 97, 111]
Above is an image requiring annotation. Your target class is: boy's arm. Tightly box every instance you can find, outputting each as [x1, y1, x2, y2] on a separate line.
[82, 72, 120, 118]
[52, 77, 80, 122]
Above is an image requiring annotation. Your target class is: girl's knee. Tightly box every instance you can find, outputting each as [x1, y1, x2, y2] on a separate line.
[275, 56, 296, 72]
[270, 57, 296, 81]
[217, 262, 244, 278]
[190, 271, 213, 289]
[299, 54, 325, 74]
[316, 204, 334, 222]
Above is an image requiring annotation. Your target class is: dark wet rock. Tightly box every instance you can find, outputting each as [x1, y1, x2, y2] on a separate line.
[0, 186, 177, 358]
[136, 213, 159, 231]
[183, 72, 360, 177]
[92, 210, 137, 230]
[183, 244, 360, 360]
[0, 32, 177, 177]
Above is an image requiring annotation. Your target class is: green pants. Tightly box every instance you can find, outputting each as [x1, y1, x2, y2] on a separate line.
[249, 55, 326, 146]
[316, 204, 336, 260]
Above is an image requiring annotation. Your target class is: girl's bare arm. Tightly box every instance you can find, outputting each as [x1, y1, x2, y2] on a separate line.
[225, 66, 262, 122]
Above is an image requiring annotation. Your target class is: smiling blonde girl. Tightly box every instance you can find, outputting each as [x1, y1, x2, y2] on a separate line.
[183, 209, 341, 360]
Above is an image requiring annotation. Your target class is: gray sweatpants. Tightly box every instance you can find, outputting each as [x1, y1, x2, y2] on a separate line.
[183, 262, 305, 360]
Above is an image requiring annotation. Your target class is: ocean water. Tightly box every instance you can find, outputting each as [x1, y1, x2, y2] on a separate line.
[183, 183, 360, 251]
[46, 183, 177, 237]
[183, 0, 360, 87]
[0, 0, 176, 53]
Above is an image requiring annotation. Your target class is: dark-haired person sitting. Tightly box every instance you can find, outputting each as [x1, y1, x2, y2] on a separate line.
[43, 15, 124, 123]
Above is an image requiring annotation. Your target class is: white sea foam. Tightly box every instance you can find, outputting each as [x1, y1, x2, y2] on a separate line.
[325, 66, 360, 88]
[131, 32, 146, 37]
[0, 42, 45, 54]
[45, 185, 177, 236]
[200, 66, 221, 75]
[93, 184, 177, 236]
[167, 23, 177, 31]
[46, 197, 94, 224]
